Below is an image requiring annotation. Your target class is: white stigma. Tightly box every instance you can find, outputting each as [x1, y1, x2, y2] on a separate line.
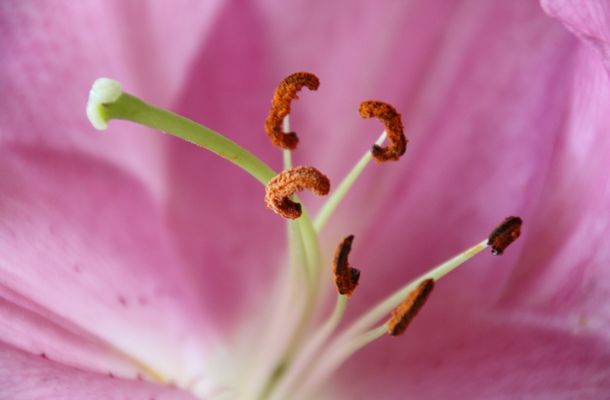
[86, 78, 123, 130]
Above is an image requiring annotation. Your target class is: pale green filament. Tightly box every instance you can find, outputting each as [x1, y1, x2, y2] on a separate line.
[283, 149, 293, 170]
[281, 115, 320, 290]
[247, 211, 322, 399]
[314, 131, 387, 232]
[350, 324, 387, 354]
[282, 116, 293, 169]
[256, 114, 326, 400]
[268, 295, 348, 400]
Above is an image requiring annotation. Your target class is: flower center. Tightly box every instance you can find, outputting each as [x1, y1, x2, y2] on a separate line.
[86, 74, 522, 400]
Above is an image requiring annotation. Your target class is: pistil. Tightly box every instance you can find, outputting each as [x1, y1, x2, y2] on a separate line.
[86, 77, 276, 185]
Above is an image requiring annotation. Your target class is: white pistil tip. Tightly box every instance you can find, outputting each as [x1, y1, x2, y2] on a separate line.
[86, 78, 123, 130]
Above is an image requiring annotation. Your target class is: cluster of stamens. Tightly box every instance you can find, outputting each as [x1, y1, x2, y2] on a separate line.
[263, 72, 407, 220]
[262, 71, 523, 341]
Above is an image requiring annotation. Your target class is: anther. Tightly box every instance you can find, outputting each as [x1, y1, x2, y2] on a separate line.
[387, 279, 434, 336]
[333, 235, 361, 297]
[487, 216, 523, 255]
[265, 72, 320, 150]
[265, 166, 330, 219]
[359, 100, 406, 162]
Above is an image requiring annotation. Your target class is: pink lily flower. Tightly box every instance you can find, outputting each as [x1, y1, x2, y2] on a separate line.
[2, 0, 610, 399]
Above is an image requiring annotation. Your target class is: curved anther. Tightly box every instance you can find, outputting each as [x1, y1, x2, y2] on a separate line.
[359, 100, 406, 162]
[387, 279, 434, 336]
[265, 72, 320, 150]
[488, 216, 523, 255]
[333, 235, 361, 297]
[264, 166, 330, 219]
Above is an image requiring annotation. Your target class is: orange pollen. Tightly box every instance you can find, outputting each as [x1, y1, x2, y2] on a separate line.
[487, 216, 523, 255]
[264, 166, 330, 219]
[333, 235, 361, 297]
[359, 100, 407, 162]
[387, 279, 434, 336]
[265, 72, 320, 150]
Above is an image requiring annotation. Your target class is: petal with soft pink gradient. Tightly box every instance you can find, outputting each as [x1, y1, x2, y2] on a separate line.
[0, 290, 143, 380]
[498, 43, 610, 325]
[0, 341, 199, 400]
[0, 147, 212, 383]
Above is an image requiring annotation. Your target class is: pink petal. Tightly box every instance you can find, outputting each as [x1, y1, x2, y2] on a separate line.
[0, 147, 210, 382]
[494, 2, 610, 335]
[0, 290, 142, 380]
[0, 341, 199, 400]
[501, 1, 610, 338]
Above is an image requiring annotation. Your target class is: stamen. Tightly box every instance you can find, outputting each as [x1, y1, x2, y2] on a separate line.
[265, 72, 320, 150]
[265, 166, 330, 219]
[359, 100, 406, 162]
[314, 131, 386, 232]
[333, 235, 360, 297]
[488, 216, 523, 255]
[386, 279, 434, 336]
